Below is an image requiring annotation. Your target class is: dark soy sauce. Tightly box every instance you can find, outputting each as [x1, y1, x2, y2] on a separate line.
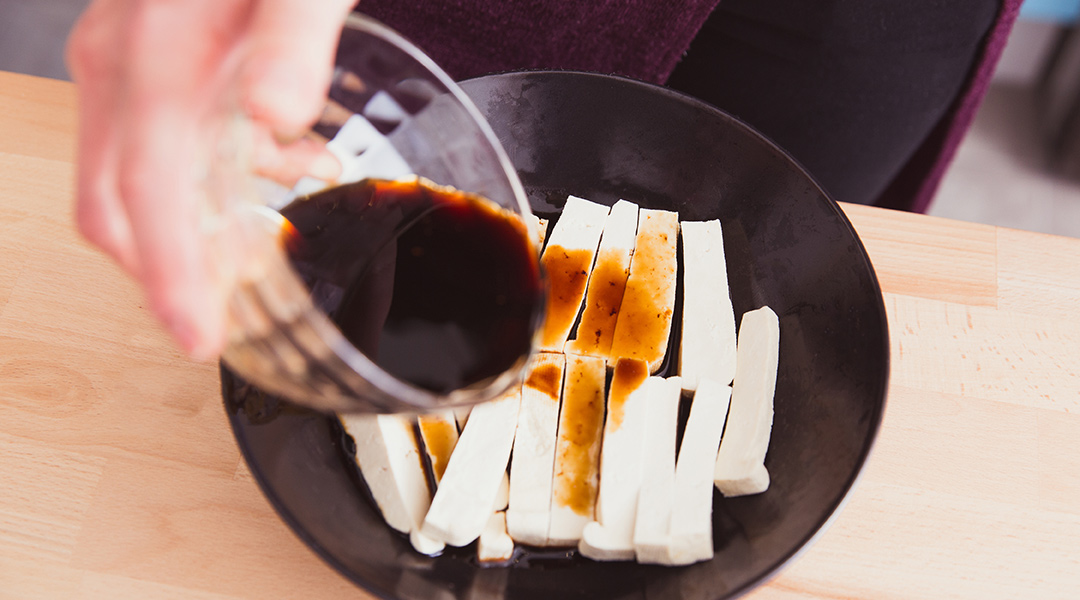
[280, 178, 544, 394]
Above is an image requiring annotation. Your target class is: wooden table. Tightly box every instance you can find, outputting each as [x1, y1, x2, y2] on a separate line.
[2, 71, 1078, 599]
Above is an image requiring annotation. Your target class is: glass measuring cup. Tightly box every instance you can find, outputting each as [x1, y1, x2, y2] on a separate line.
[203, 14, 542, 414]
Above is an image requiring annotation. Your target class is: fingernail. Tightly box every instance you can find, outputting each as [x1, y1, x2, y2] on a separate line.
[308, 151, 342, 181]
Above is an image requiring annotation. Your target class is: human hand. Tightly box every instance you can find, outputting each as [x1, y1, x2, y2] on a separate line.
[66, 0, 354, 359]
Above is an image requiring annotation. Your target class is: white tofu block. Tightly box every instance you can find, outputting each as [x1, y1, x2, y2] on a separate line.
[538, 196, 611, 351]
[714, 306, 780, 497]
[422, 391, 522, 546]
[338, 136, 412, 183]
[548, 354, 606, 546]
[507, 353, 565, 546]
[578, 358, 651, 561]
[409, 530, 446, 557]
[494, 471, 509, 512]
[364, 90, 408, 123]
[565, 199, 640, 358]
[417, 410, 460, 485]
[679, 220, 738, 390]
[609, 208, 679, 373]
[478, 475, 512, 563]
[668, 379, 731, 566]
[478, 512, 515, 564]
[340, 414, 444, 556]
[632, 376, 682, 564]
[325, 113, 382, 155]
[340, 414, 430, 535]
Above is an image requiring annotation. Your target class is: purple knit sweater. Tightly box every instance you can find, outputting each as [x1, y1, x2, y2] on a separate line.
[361, 0, 1022, 213]
[879, 0, 1023, 213]
[360, 0, 723, 84]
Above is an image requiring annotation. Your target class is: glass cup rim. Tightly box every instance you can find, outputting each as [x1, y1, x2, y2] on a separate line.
[262, 13, 539, 412]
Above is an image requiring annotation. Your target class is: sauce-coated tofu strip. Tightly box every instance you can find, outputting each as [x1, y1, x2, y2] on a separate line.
[421, 390, 522, 546]
[416, 410, 459, 485]
[679, 220, 737, 390]
[609, 208, 679, 372]
[668, 378, 731, 565]
[565, 200, 639, 359]
[632, 376, 683, 564]
[538, 196, 611, 351]
[547, 354, 606, 546]
[538, 216, 550, 253]
[714, 306, 780, 497]
[507, 353, 566, 546]
[578, 358, 650, 561]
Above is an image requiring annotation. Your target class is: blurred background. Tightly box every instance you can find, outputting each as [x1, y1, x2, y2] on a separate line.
[3, 0, 1080, 237]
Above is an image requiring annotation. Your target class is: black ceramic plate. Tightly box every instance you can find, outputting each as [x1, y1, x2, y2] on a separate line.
[223, 71, 889, 600]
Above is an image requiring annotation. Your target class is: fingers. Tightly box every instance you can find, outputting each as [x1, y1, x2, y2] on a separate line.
[113, 0, 256, 358]
[253, 128, 342, 187]
[119, 108, 226, 359]
[67, 0, 140, 275]
[242, 0, 355, 138]
[66, 0, 352, 360]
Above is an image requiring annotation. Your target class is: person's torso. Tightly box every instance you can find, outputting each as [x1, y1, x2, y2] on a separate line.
[358, 0, 721, 83]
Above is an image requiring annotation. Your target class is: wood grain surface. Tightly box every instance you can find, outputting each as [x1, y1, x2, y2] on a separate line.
[1, 71, 1078, 599]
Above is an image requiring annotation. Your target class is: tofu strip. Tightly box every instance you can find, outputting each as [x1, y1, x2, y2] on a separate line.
[494, 470, 510, 511]
[547, 354, 606, 546]
[478, 473, 513, 563]
[679, 220, 737, 390]
[538, 196, 611, 351]
[668, 379, 731, 565]
[537, 217, 550, 253]
[578, 358, 650, 561]
[478, 511, 515, 564]
[416, 410, 459, 485]
[507, 353, 566, 546]
[340, 414, 444, 555]
[422, 390, 522, 546]
[714, 306, 780, 497]
[564, 200, 639, 359]
[609, 208, 679, 372]
[527, 214, 550, 257]
[632, 376, 683, 564]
